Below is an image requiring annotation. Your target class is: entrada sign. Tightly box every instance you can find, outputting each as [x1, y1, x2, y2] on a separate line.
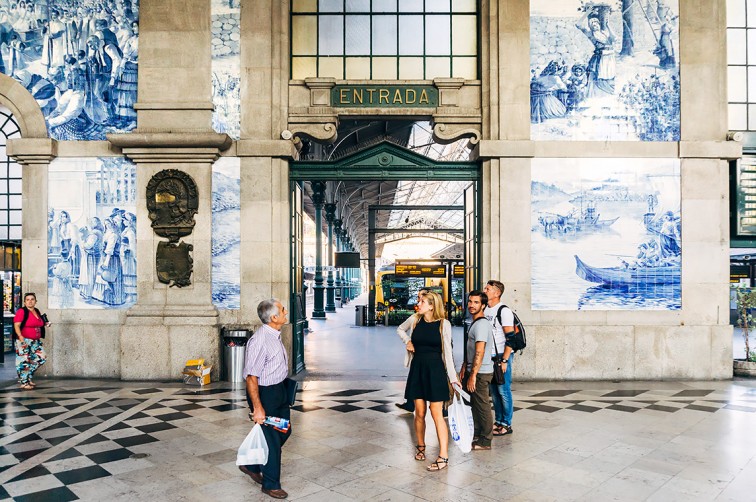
[332, 85, 438, 107]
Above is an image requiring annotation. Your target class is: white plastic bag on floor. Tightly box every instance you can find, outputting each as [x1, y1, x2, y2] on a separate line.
[236, 424, 269, 466]
[448, 392, 474, 453]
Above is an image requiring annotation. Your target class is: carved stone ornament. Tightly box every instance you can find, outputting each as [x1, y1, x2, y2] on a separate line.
[156, 241, 194, 288]
[146, 169, 199, 243]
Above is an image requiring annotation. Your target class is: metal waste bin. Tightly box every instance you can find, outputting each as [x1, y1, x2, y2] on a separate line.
[354, 305, 367, 326]
[222, 329, 250, 382]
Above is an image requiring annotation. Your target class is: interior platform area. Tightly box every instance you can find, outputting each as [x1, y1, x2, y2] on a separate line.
[0, 377, 755, 501]
[2, 299, 753, 501]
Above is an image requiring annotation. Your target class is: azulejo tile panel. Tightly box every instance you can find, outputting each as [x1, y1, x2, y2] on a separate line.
[3, 0, 139, 140]
[532, 157, 681, 310]
[530, 0, 680, 141]
[211, 157, 241, 309]
[47, 158, 137, 310]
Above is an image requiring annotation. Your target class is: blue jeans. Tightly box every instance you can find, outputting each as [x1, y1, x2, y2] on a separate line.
[489, 352, 513, 426]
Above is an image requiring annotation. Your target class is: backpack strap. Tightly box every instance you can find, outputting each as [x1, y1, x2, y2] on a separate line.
[20, 306, 30, 330]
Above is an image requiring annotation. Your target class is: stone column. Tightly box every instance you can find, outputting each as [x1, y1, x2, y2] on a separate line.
[311, 182, 326, 318]
[324, 202, 337, 312]
[8, 139, 57, 374]
[333, 219, 343, 305]
[109, 132, 231, 380]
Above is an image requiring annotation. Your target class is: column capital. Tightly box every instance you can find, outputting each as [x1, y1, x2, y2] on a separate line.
[6, 138, 58, 165]
[324, 203, 337, 222]
[107, 131, 233, 163]
[311, 181, 326, 206]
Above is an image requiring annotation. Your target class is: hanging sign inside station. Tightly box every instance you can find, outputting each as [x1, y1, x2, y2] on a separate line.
[395, 263, 446, 278]
[332, 85, 438, 108]
[452, 265, 465, 277]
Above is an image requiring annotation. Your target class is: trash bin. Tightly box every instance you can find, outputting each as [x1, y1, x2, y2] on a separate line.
[222, 329, 250, 382]
[354, 305, 367, 326]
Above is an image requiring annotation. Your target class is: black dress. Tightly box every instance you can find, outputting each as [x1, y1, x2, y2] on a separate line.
[404, 318, 450, 403]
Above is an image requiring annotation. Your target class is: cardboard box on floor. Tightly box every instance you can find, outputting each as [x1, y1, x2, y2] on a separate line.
[182, 358, 212, 386]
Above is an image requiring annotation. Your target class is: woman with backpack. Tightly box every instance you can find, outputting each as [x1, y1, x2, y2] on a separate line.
[13, 293, 51, 390]
[397, 290, 461, 472]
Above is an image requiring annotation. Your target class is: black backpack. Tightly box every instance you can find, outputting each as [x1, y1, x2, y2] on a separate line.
[496, 304, 526, 353]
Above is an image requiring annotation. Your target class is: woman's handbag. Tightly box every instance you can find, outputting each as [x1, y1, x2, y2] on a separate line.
[236, 424, 269, 466]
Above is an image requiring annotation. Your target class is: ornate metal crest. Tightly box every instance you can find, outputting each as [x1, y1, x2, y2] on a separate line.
[146, 170, 199, 243]
[156, 241, 194, 288]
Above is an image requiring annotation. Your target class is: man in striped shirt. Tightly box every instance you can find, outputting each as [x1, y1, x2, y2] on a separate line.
[239, 299, 291, 499]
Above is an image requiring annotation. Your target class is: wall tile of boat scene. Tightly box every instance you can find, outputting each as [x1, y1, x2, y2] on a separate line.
[531, 158, 681, 311]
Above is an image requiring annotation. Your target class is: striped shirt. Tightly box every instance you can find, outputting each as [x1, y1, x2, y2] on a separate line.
[242, 324, 289, 386]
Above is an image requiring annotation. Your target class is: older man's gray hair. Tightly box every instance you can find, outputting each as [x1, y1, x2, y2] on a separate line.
[258, 298, 282, 324]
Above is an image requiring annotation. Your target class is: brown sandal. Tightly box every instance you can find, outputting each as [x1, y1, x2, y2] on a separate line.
[414, 444, 426, 461]
[19, 384, 34, 391]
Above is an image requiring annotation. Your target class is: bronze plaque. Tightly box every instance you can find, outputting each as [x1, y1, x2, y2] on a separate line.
[147, 170, 199, 242]
[156, 241, 194, 288]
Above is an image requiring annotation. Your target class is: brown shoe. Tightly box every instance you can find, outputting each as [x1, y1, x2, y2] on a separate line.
[262, 487, 288, 499]
[471, 442, 492, 450]
[238, 465, 263, 484]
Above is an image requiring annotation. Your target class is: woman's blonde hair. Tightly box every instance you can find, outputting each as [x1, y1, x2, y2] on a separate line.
[416, 290, 446, 322]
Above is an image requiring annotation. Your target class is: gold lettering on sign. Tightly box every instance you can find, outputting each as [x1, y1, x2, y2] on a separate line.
[405, 89, 416, 104]
[339, 88, 349, 104]
[419, 89, 429, 104]
[379, 89, 389, 104]
[353, 89, 363, 104]
[367, 88, 376, 102]
[393, 89, 403, 104]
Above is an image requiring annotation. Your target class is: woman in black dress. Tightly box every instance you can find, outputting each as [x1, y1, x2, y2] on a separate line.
[397, 291, 460, 471]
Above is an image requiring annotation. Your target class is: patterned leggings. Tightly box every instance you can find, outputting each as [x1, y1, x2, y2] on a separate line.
[15, 339, 46, 385]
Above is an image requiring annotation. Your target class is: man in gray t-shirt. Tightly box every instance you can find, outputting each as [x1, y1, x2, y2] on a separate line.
[459, 290, 494, 449]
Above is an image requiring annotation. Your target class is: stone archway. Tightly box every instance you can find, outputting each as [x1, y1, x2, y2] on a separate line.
[0, 73, 48, 139]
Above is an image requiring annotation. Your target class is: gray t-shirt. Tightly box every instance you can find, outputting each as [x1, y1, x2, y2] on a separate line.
[465, 317, 494, 374]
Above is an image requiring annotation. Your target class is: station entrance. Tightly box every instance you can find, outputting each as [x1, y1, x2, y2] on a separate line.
[289, 121, 480, 375]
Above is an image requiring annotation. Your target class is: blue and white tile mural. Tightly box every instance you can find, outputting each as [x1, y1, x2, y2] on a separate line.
[530, 0, 679, 141]
[2, 0, 139, 140]
[212, 157, 240, 309]
[531, 158, 681, 310]
[211, 0, 240, 139]
[48, 157, 136, 309]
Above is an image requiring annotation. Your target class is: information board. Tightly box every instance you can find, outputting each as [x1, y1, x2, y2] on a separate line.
[395, 263, 446, 278]
[453, 265, 465, 277]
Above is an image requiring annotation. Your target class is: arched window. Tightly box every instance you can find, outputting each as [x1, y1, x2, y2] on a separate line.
[291, 0, 478, 80]
[0, 106, 22, 242]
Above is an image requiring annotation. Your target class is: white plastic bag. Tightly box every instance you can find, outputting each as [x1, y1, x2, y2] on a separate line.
[236, 424, 269, 466]
[448, 392, 474, 453]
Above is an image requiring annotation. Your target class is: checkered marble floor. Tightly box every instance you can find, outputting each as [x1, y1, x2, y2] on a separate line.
[1, 378, 756, 501]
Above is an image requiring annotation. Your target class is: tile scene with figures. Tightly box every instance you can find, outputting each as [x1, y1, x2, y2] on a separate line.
[0, 377, 755, 501]
[47, 158, 137, 310]
[530, 0, 680, 141]
[0, 0, 139, 140]
[531, 158, 681, 311]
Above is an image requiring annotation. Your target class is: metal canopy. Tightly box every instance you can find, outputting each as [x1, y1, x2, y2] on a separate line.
[296, 142, 477, 259]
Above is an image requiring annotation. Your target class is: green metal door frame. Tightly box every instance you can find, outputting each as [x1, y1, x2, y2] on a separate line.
[288, 142, 481, 375]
